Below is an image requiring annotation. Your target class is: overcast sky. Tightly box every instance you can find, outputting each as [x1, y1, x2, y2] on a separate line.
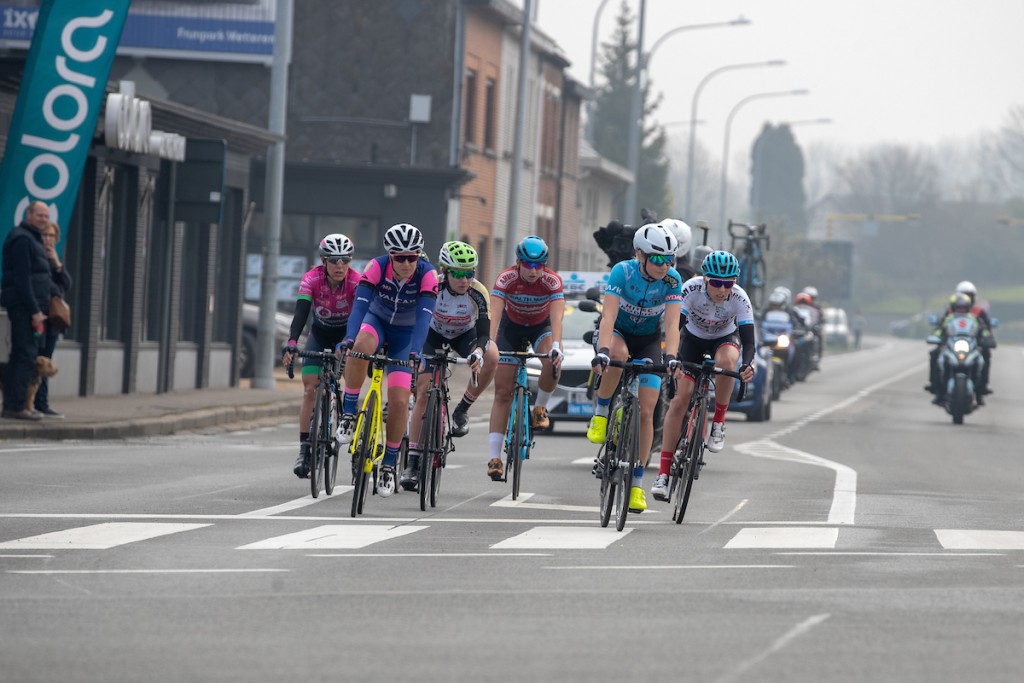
[530, 0, 1024, 165]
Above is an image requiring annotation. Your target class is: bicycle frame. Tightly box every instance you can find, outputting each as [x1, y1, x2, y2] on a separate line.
[289, 350, 344, 499]
[501, 351, 551, 500]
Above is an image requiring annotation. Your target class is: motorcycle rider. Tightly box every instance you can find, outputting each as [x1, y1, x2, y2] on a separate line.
[661, 218, 697, 280]
[927, 281, 996, 403]
[930, 293, 990, 406]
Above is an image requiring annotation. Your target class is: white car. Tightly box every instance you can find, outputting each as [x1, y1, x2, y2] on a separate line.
[823, 307, 851, 348]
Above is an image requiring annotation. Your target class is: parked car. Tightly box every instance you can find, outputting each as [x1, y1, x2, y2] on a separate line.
[239, 303, 301, 378]
[823, 307, 851, 348]
[718, 342, 774, 422]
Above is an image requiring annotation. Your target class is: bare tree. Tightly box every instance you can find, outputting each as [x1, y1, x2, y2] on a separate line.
[835, 144, 941, 214]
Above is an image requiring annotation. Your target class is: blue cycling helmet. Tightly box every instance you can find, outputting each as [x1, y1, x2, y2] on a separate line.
[515, 235, 549, 263]
[701, 250, 740, 278]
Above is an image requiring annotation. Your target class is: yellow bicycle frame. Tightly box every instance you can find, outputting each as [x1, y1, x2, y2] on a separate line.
[351, 362, 386, 474]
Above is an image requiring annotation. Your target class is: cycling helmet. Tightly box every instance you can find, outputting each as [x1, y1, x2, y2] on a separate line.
[802, 286, 819, 301]
[438, 240, 478, 269]
[660, 218, 692, 257]
[701, 250, 740, 278]
[319, 233, 354, 258]
[795, 292, 813, 305]
[515, 235, 549, 263]
[955, 280, 977, 300]
[772, 285, 793, 306]
[767, 290, 787, 308]
[383, 223, 424, 253]
[950, 292, 971, 312]
[632, 223, 678, 256]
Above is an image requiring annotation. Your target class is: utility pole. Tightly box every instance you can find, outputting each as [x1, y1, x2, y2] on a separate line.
[505, 0, 534, 265]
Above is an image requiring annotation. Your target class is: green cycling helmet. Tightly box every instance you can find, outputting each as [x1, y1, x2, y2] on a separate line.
[438, 240, 478, 270]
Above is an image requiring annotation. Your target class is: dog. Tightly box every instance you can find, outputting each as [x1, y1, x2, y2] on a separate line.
[24, 356, 58, 413]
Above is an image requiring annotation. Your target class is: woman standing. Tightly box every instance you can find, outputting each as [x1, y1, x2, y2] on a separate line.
[35, 221, 72, 418]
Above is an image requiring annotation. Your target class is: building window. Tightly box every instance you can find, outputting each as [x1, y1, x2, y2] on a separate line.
[464, 68, 477, 146]
[484, 77, 496, 151]
[101, 165, 136, 342]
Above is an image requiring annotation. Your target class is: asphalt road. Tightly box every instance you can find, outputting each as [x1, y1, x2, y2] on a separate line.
[2, 337, 1023, 683]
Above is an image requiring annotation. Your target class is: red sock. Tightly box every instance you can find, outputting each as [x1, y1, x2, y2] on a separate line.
[713, 402, 728, 423]
[659, 451, 673, 476]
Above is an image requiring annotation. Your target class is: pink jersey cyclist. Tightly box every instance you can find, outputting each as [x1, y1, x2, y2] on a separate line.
[492, 265, 563, 326]
[296, 265, 361, 333]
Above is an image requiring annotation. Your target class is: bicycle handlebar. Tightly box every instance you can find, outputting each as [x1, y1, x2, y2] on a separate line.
[679, 357, 748, 401]
[500, 350, 560, 380]
[286, 349, 343, 379]
[421, 350, 479, 388]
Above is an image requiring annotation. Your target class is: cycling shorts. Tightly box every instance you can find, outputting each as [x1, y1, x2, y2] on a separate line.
[358, 310, 415, 381]
[301, 326, 346, 376]
[612, 328, 664, 390]
[422, 328, 479, 361]
[496, 314, 551, 365]
[678, 330, 740, 383]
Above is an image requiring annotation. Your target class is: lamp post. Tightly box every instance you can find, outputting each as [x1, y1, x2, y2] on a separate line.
[586, 0, 616, 142]
[718, 89, 809, 243]
[683, 60, 786, 221]
[751, 117, 832, 219]
[624, 14, 751, 222]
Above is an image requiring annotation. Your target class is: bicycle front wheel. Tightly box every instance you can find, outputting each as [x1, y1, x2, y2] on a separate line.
[430, 401, 447, 508]
[510, 388, 528, 501]
[324, 389, 340, 495]
[674, 394, 708, 524]
[598, 397, 624, 528]
[309, 382, 328, 498]
[350, 392, 377, 518]
[615, 401, 640, 532]
[419, 391, 440, 511]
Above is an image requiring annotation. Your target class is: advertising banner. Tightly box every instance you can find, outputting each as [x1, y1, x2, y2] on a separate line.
[0, 0, 130, 246]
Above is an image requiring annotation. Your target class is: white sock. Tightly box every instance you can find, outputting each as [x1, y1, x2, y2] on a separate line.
[488, 432, 504, 460]
[536, 389, 553, 408]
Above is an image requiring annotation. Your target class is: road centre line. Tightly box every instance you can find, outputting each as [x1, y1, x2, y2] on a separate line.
[7, 568, 289, 575]
[713, 613, 831, 683]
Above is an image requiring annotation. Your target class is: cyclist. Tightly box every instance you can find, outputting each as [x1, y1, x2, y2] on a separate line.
[400, 240, 498, 490]
[927, 281, 996, 403]
[281, 234, 360, 479]
[661, 218, 696, 280]
[486, 235, 564, 481]
[651, 250, 756, 502]
[588, 223, 682, 513]
[335, 223, 439, 497]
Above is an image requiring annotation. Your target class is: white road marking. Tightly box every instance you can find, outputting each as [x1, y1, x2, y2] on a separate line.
[777, 552, 1003, 557]
[935, 529, 1024, 550]
[725, 527, 838, 549]
[7, 568, 287, 575]
[308, 552, 551, 558]
[699, 499, 748, 534]
[237, 524, 427, 549]
[714, 613, 831, 683]
[491, 526, 630, 549]
[0, 522, 210, 549]
[0, 554, 54, 558]
[491, 492, 640, 515]
[546, 564, 793, 570]
[238, 490, 353, 517]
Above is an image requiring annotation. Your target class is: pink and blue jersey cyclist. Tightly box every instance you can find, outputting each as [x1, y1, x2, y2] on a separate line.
[335, 223, 439, 498]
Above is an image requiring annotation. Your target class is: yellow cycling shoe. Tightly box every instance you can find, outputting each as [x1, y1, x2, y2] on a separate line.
[587, 415, 608, 444]
[628, 486, 647, 513]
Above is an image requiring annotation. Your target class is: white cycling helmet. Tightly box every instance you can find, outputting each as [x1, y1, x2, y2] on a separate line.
[660, 218, 692, 258]
[955, 280, 977, 298]
[383, 223, 424, 253]
[632, 223, 678, 257]
[801, 286, 819, 301]
[319, 233, 354, 258]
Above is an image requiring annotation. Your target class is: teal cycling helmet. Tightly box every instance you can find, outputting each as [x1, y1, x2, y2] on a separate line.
[515, 235, 549, 263]
[701, 250, 740, 278]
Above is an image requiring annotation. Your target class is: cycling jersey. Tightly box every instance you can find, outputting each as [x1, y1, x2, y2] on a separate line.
[295, 266, 361, 333]
[431, 277, 490, 340]
[679, 276, 755, 339]
[492, 266, 563, 326]
[604, 259, 682, 336]
[346, 255, 439, 334]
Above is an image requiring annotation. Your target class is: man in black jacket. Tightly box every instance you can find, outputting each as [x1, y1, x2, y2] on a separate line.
[1, 200, 52, 420]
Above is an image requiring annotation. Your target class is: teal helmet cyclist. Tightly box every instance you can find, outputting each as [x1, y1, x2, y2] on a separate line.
[515, 234, 549, 263]
[701, 250, 740, 279]
[438, 240, 479, 270]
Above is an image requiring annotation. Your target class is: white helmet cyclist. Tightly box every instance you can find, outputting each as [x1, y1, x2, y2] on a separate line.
[660, 218, 692, 258]
[632, 223, 678, 257]
[955, 280, 977, 301]
[319, 233, 354, 259]
[383, 223, 424, 253]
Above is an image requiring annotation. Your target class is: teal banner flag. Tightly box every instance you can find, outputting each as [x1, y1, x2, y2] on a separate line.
[0, 0, 131, 246]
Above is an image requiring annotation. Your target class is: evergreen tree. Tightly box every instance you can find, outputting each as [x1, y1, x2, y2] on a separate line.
[750, 123, 807, 232]
[590, 1, 671, 222]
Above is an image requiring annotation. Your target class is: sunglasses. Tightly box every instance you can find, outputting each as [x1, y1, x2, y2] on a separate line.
[391, 253, 420, 263]
[707, 278, 736, 289]
[324, 255, 352, 265]
[521, 261, 545, 270]
[446, 268, 475, 279]
[646, 253, 673, 266]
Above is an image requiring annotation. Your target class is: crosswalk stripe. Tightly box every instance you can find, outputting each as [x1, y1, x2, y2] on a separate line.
[236, 524, 428, 550]
[491, 526, 630, 549]
[0, 522, 210, 549]
[935, 529, 1024, 550]
[725, 527, 838, 549]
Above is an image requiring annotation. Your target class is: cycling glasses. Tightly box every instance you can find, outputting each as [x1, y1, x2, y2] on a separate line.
[446, 268, 475, 280]
[645, 253, 673, 266]
[324, 255, 352, 265]
[706, 278, 736, 289]
[521, 261, 545, 270]
[391, 253, 420, 263]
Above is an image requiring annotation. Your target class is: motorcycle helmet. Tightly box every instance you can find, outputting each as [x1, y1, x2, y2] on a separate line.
[438, 240, 478, 269]
[319, 233, 354, 258]
[767, 290, 787, 308]
[660, 218, 692, 258]
[950, 293, 971, 312]
[795, 292, 813, 305]
[383, 223, 424, 253]
[515, 235, 549, 263]
[701, 250, 740, 278]
[801, 286, 819, 302]
[632, 223, 678, 256]
[955, 280, 977, 302]
[772, 286, 793, 307]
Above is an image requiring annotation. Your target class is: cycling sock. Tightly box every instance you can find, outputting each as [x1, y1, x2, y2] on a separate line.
[488, 432, 504, 460]
[713, 402, 729, 423]
[659, 450, 673, 476]
[632, 466, 644, 482]
[383, 440, 400, 467]
[536, 389, 553, 408]
[594, 395, 611, 418]
[300, 431, 309, 444]
[342, 389, 360, 415]
[459, 392, 477, 407]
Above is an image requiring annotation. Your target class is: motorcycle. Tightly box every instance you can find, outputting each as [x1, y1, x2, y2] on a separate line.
[793, 303, 822, 371]
[927, 313, 985, 425]
[760, 310, 794, 400]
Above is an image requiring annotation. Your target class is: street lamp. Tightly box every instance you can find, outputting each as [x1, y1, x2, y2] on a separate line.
[624, 13, 751, 221]
[751, 117, 832, 218]
[683, 60, 786, 220]
[586, 0, 616, 142]
[718, 89, 809, 243]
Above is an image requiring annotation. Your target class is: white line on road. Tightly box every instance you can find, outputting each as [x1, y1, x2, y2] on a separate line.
[492, 526, 630, 549]
[308, 552, 552, 558]
[935, 529, 1024, 550]
[7, 568, 289, 575]
[491, 492, 606, 514]
[0, 522, 210, 549]
[725, 527, 838, 549]
[714, 613, 831, 683]
[237, 524, 428, 549]
[545, 564, 794, 570]
[777, 552, 1004, 556]
[0, 554, 54, 558]
[238, 489, 354, 517]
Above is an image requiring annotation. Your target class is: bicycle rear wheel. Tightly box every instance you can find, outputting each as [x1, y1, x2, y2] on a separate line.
[748, 257, 767, 310]
[598, 397, 624, 527]
[324, 389, 340, 495]
[350, 392, 377, 518]
[674, 392, 708, 524]
[430, 402, 447, 508]
[309, 382, 328, 498]
[419, 391, 440, 511]
[614, 401, 639, 532]
[511, 388, 528, 501]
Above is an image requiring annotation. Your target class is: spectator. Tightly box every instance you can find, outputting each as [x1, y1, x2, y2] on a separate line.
[1, 200, 51, 420]
[34, 221, 72, 418]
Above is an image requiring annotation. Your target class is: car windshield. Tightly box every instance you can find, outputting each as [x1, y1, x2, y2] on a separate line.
[562, 303, 599, 344]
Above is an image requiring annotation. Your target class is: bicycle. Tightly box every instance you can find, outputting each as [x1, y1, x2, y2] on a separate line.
[501, 351, 557, 501]
[594, 359, 674, 532]
[727, 220, 769, 311]
[667, 354, 745, 524]
[345, 350, 414, 517]
[415, 348, 477, 511]
[287, 350, 345, 499]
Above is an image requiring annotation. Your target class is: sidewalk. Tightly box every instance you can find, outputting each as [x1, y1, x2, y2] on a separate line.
[0, 366, 491, 441]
